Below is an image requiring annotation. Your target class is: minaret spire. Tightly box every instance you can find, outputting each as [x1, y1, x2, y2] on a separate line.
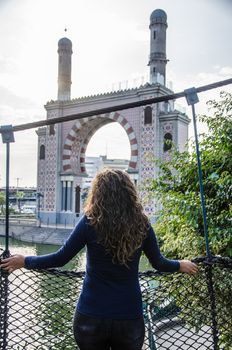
[57, 37, 72, 101]
[148, 9, 168, 86]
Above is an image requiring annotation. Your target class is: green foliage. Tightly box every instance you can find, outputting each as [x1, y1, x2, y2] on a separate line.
[149, 91, 232, 348]
[0, 192, 5, 214]
[150, 91, 232, 259]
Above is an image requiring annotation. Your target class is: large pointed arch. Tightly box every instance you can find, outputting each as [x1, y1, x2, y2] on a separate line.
[62, 112, 138, 173]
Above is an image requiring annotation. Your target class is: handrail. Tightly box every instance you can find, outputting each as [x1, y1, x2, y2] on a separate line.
[0, 78, 231, 133]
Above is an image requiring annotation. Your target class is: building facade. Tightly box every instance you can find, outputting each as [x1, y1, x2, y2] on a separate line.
[82, 156, 130, 189]
[37, 9, 190, 225]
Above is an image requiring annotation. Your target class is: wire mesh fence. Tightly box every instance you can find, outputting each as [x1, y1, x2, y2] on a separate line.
[0, 256, 231, 350]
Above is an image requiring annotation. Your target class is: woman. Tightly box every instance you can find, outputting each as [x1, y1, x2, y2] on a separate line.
[0, 169, 197, 350]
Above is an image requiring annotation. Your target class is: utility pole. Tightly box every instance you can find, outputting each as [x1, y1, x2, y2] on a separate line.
[16, 177, 20, 188]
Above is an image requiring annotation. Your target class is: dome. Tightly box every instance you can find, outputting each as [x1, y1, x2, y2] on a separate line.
[150, 9, 167, 22]
[58, 37, 72, 47]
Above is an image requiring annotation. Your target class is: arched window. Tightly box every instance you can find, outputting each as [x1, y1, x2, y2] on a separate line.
[144, 106, 152, 125]
[163, 133, 172, 152]
[39, 145, 45, 160]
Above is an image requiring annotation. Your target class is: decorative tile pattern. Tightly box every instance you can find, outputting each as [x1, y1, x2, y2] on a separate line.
[39, 111, 58, 212]
[140, 106, 156, 180]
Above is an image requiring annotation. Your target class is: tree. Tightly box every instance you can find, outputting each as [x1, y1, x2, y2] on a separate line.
[150, 91, 232, 259]
[0, 192, 5, 214]
[149, 91, 232, 349]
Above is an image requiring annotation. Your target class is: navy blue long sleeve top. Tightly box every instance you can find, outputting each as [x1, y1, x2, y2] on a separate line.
[25, 215, 180, 319]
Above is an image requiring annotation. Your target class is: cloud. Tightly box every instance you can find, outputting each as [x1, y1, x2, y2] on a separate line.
[0, 85, 45, 128]
[0, 55, 18, 75]
[218, 66, 232, 76]
[0, 85, 38, 110]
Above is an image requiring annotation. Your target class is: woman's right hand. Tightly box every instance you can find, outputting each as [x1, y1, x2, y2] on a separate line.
[0, 254, 25, 274]
[179, 260, 198, 275]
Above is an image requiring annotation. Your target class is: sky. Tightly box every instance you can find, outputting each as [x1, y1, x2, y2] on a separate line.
[0, 0, 231, 187]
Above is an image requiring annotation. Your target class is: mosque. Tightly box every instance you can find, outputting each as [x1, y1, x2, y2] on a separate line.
[36, 9, 190, 225]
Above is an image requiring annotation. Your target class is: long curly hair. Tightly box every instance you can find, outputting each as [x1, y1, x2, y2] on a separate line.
[84, 169, 149, 266]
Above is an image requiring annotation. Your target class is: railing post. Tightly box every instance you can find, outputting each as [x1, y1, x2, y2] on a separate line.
[0, 252, 10, 350]
[184, 89, 211, 258]
[205, 263, 219, 350]
[0, 126, 15, 255]
[0, 125, 15, 350]
[184, 91, 219, 349]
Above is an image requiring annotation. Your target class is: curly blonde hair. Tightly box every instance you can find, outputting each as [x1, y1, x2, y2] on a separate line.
[84, 169, 149, 266]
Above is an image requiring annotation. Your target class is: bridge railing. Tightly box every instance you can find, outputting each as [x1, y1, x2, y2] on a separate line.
[0, 255, 231, 350]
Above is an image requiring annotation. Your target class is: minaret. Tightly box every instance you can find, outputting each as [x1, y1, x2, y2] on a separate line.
[148, 9, 168, 86]
[57, 37, 72, 100]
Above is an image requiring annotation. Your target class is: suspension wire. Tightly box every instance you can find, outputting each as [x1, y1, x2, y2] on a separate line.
[184, 88, 211, 258]
[191, 103, 211, 258]
[0, 78, 231, 134]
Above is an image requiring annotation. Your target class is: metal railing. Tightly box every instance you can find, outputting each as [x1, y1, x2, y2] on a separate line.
[0, 255, 231, 350]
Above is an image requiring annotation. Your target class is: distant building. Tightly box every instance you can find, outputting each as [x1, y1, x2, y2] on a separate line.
[101, 156, 130, 172]
[36, 9, 190, 225]
[0, 187, 37, 211]
[82, 156, 130, 189]
[82, 156, 103, 188]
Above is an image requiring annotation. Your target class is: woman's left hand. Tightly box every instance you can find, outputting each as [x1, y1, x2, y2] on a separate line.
[0, 255, 25, 273]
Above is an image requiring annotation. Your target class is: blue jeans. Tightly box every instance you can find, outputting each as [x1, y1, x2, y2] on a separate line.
[73, 311, 145, 350]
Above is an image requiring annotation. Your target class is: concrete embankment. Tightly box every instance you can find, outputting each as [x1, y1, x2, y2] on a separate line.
[0, 224, 72, 245]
